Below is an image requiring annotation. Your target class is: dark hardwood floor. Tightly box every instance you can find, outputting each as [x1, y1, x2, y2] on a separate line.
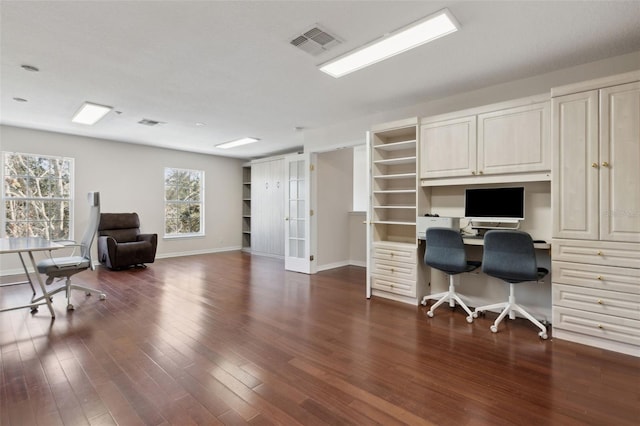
[1, 251, 639, 425]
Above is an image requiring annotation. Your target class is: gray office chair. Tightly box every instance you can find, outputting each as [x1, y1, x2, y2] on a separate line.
[421, 227, 481, 322]
[33, 192, 106, 311]
[472, 230, 549, 339]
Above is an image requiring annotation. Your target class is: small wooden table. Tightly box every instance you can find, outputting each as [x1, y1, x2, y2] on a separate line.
[0, 237, 64, 318]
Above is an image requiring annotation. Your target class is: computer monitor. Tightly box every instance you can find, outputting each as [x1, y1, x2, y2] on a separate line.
[464, 186, 525, 223]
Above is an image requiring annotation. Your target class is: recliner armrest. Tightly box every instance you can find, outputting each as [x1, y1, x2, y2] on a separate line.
[136, 233, 157, 245]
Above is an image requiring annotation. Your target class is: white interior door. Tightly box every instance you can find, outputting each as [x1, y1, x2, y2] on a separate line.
[284, 153, 312, 273]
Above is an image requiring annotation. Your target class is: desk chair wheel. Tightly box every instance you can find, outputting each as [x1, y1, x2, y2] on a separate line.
[490, 325, 498, 333]
[426, 310, 434, 318]
[539, 331, 548, 340]
[466, 316, 473, 323]
[99, 294, 106, 300]
[67, 303, 75, 311]
[30, 307, 38, 314]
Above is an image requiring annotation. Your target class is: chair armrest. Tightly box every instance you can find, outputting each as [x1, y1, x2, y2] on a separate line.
[137, 234, 157, 246]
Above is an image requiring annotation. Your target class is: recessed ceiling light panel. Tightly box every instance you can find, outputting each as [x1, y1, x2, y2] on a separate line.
[216, 137, 260, 149]
[319, 8, 459, 78]
[72, 102, 112, 125]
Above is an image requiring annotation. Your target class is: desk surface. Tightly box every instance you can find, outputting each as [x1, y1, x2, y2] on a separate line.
[0, 237, 64, 254]
[461, 236, 551, 249]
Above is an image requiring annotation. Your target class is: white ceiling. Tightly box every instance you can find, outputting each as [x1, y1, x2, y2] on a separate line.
[1, 1, 639, 159]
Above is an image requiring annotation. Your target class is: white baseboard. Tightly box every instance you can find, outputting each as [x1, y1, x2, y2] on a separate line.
[155, 245, 241, 259]
[317, 260, 350, 272]
[0, 246, 242, 277]
[349, 260, 366, 268]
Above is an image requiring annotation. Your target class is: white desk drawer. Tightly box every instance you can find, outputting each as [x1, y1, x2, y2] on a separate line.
[552, 239, 640, 268]
[372, 243, 416, 264]
[552, 261, 640, 294]
[553, 284, 640, 320]
[372, 258, 417, 281]
[372, 275, 416, 297]
[553, 306, 640, 346]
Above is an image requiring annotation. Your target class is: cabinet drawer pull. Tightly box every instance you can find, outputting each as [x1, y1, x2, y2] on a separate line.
[591, 162, 599, 168]
[597, 299, 603, 305]
[596, 275, 603, 280]
[597, 251, 602, 256]
[390, 252, 394, 257]
[391, 268, 395, 273]
[601, 161, 609, 168]
[478, 170, 484, 175]
[471, 171, 476, 175]
[598, 324, 604, 329]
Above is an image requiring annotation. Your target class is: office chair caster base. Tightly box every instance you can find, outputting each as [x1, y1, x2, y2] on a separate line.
[30, 307, 38, 314]
[99, 294, 106, 300]
[466, 316, 473, 323]
[426, 310, 434, 318]
[490, 325, 498, 333]
[538, 331, 548, 340]
[67, 304, 75, 311]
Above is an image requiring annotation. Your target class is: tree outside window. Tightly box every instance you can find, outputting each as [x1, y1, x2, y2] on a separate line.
[2, 152, 73, 239]
[164, 167, 204, 237]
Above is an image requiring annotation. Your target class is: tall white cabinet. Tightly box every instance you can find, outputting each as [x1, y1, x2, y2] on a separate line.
[551, 71, 640, 356]
[251, 157, 285, 257]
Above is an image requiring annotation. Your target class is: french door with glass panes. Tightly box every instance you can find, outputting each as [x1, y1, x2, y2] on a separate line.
[284, 153, 312, 273]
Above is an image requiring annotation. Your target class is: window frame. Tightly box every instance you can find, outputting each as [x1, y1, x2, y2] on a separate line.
[163, 167, 205, 239]
[1, 151, 75, 240]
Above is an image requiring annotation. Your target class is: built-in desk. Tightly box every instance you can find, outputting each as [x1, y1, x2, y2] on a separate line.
[461, 235, 551, 250]
[418, 234, 551, 250]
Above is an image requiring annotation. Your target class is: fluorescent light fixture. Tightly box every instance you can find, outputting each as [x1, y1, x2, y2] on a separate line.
[319, 8, 459, 78]
[216, 137, 260, 149]
[72, 102, 113, 125]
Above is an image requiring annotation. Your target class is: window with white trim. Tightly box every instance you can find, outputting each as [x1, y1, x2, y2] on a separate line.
[2, 152, 74, 239]
[164, 167, 204, 237]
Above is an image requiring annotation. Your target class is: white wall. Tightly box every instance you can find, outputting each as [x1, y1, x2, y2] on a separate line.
[316, 148, 353, 270]
[303, 51, 640, 152]
[0, 125, 244, 275]
[352, 144, 368, 212]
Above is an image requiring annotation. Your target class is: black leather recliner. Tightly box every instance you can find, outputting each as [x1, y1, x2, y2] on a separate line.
[97, 213, 157, 269]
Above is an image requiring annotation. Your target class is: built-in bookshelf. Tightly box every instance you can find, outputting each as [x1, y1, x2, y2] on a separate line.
[242, 164, 251, 251]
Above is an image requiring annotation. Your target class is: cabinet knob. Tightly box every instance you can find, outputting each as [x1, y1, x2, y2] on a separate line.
[391, 268, 395, 273]
[597, 299, 603, 305]
[596, 275, 603, 280]
[601, 161, 609, 168]
[597, 251, 602, 256]
[479, 170, 484, 175]
[471, 171, 476, 175]
[598, 324, 604, 329]
[285, 217, 289, 221]
[390, 252, 395, 257]
[591, 162, 599, 168]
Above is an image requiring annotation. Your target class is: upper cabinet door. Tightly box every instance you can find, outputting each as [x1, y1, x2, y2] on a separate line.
[600, 81, 640, 243]
[477, 101, 550, 175]
[552, 91, 599, 240]
[419, 116, 476, 178]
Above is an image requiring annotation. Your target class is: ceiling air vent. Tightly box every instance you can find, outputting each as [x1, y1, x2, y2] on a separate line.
[290, 25, 341, 56]
[138, 118, 162, 126]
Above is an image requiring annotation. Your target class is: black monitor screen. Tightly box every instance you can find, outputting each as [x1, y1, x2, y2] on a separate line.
[464, 187, 525, 221]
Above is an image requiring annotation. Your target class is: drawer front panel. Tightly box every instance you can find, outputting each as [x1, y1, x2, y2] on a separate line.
[553, 283, 640, 320]
[552, 239, 640, 268]
[553, 306, 640, 346]
[371, 275, 416, 297]
[552, 261, 640, 294]
[372, 244, 416, 264]
[372, 258, 417, 281]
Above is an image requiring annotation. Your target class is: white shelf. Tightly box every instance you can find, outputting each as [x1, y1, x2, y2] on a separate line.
[374, 140, 416, 151]
[373, 205, 416, 209]
[373, 172, 416, 180]
[373, 220, 416, 226]
[373, 156, 416, 166]
[373, 189, 416, 194]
